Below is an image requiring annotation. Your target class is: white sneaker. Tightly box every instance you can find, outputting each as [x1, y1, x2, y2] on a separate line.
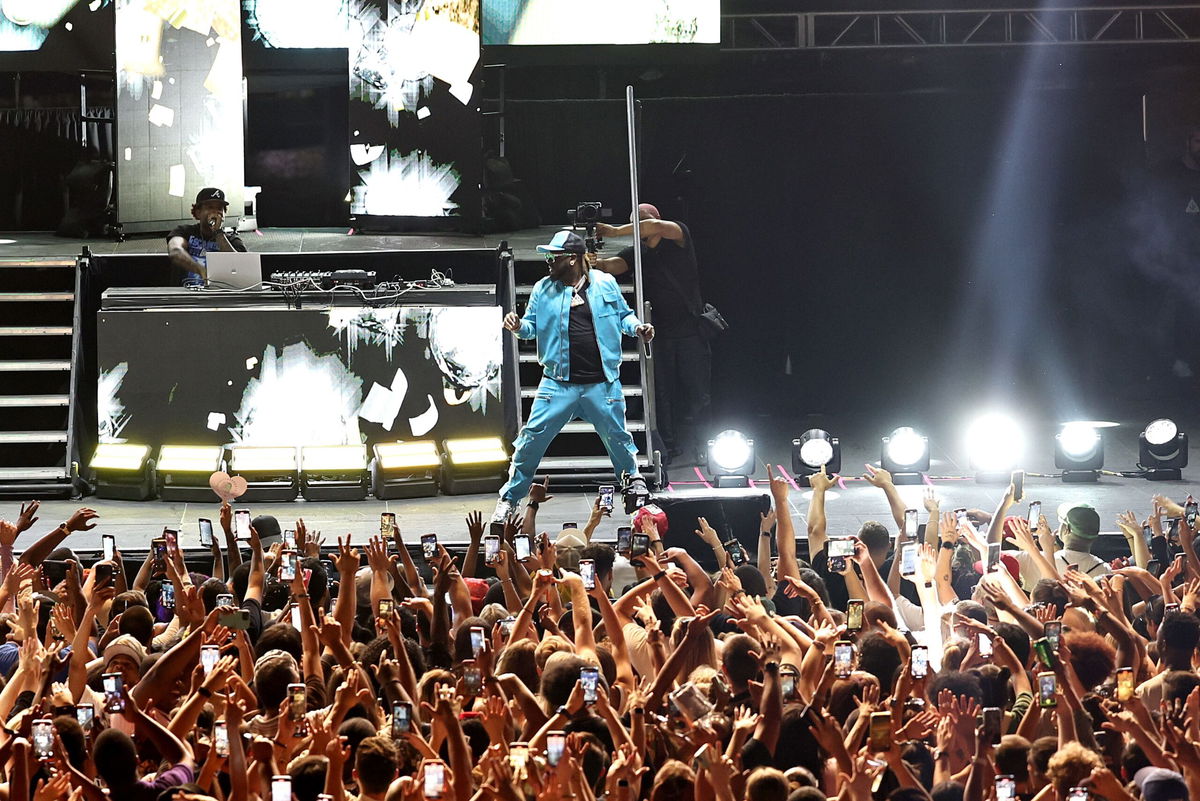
[491, 498, 515, 523]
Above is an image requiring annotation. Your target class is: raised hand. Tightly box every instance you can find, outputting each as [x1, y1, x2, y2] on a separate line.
[64, 508, 98, 533]
[807, 463, 836, 493]
[695, 516, 720, 546]
[767, 463, 790, 503]
[335, 535, 360, 576]
[922, 487, 939, 514]
[528, 476, 553, 505]
[16, 501, 39, 534]
[731, 706, 759, 736]
[365, 536, 392, 574]
[465, 511, 484, 543]
[861, 464, 893, 488]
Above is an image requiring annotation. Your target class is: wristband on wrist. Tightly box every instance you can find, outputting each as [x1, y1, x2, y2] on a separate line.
[527, 501, 539, 510]
[197, 686, 213, 698]
[940, 541, 956, 550]
[652, 570, 667, 582]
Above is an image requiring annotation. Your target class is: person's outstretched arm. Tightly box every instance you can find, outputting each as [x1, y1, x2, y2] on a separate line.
[806, 466, 834, 562]
[125, 684, 193, 769]
[861, 465, 906, 530]
[244, 524, 265, 604]
[18, 509, 97, 566]
[219, 503, 243, 572]
[167, 236, 205, 279]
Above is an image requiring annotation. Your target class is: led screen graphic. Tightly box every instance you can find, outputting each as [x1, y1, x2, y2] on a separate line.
[0, 0, 113, 70]
[243, 0, 348, 48]
[97, 305, 504, 449]
[348, 0, 481, 222]
[482, 0, 719, 45]
[115, 0, 244, 226]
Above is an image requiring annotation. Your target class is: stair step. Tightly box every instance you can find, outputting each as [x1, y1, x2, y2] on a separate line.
[539, 455, 653, 469]
[0, 326, 72, 336]
[0, 395, 70, 407]
[0, 431, 68, 443]
[0, 360, 71, 372]
[560, 420, 646, 433]
[0, 292, 73, 302]
[0, 259, 75, 268]
[522, 386, 641, 398]
[0, 467, 70, 481]
[516, 285, 635, 296]
[519, 351, 639, 363]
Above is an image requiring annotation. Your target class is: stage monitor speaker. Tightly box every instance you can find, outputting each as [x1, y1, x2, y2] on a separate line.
[654, 488, 771, 570]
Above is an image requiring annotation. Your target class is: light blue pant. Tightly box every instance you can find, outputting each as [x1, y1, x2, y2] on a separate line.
[500, 377, 639, 503]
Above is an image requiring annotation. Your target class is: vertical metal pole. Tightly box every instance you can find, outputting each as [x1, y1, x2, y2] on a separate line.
[626, 87, 645, 333]
[79, 77, 88, 150]
[626, 86, 661, 485]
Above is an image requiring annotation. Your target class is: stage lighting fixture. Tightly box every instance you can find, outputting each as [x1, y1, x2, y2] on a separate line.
[91, 443, 155, 500]
[300, 445, 369, 501]
[156, 445, 225, 502]
[1139, 418, 1188, 481]
[371, 440, 441, 499]
[229, 446, 299, 502]
[708, 429, 755, 488]
[792, 429, 840, 477]
[441, 437, 508, 495]
[1054, 422, 1103, 483]
[881, 427, 929, 484]
[965, 414, 1025, 482]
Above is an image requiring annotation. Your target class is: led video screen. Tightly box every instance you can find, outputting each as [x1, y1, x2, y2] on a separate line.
[97, 304, 504, 449]
[114, 0, 244, 227]
[244, 0, 348, 48]
[483, 0, 719, 45]
[0, 0, 114, 70]
[348, 0, 481, 223]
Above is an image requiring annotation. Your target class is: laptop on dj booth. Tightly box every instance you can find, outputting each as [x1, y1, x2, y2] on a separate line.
[205, 251, 263, 289]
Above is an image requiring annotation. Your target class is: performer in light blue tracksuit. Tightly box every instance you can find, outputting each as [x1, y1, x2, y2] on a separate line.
[493, 230, 655, 521]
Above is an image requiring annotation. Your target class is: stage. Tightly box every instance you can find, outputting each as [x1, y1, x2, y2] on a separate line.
[7, 405, 1196, 563]
[1, 227, 1196, 566]
[0, 226, 605, 262]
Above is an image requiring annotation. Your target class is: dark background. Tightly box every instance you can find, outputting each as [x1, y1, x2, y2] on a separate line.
[494, 44, 1200, 431]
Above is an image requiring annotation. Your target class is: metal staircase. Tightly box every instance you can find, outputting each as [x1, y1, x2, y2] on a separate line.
[501, 240, 664, 492]
[0, 257, 81, 498]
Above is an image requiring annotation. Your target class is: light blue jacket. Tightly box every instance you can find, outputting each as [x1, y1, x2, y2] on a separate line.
[516, 269, 641, 383]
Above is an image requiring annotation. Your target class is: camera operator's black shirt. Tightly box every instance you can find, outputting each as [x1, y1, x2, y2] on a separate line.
[564, 283, 604, 384]
[617, 221, 701, 339]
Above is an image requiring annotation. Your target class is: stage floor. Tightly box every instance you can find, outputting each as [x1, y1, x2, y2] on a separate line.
[8, 429, 1196, 557]
[0, 226, 608, 261]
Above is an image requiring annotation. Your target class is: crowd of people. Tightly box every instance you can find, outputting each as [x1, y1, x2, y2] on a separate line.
[0, 467, 1197, 801]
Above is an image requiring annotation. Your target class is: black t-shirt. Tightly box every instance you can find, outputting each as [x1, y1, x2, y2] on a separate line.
[563, 283, 604, 384]
[811, 547, 850, 611]
[617, 221, 702, 339]
[166, 223, 247, 280]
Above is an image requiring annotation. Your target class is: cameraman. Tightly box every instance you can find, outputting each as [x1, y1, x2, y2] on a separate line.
[593, 203, 709, 465]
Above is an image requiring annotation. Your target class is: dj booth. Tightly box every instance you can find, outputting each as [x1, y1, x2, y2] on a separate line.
[77, 247, 518, 463]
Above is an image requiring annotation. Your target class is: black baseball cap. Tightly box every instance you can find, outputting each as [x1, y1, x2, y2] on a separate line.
[194, 187, 228, 207]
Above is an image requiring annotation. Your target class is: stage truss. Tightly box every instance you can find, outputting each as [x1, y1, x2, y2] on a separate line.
[722, 6, 1200, 51]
